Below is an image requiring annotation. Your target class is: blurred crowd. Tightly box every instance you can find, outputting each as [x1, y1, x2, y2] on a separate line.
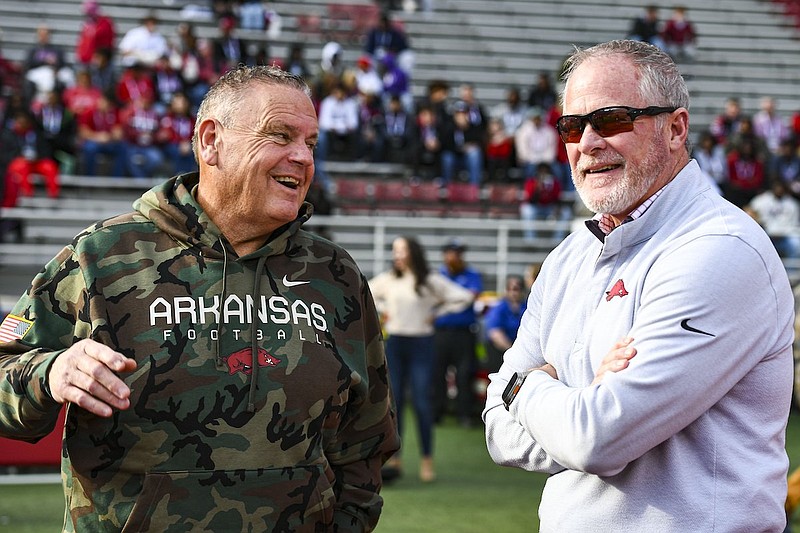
[2, 1, 800, 257]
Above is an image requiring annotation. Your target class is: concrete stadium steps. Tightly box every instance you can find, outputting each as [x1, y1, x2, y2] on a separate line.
[1, 0, 797, 130]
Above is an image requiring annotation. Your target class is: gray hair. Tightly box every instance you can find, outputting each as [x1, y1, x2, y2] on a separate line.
[192, 64, 312, 156]
[560, 40, 689, 111]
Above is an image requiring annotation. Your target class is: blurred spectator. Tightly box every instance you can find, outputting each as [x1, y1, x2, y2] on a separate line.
[514, 107, 558, 180]
[411, 104, 442, 180]
[120, 94, 164, 177]
[63, 68, 102, 117]
[627, 4, 665, 50]
[692, 130, 728, 187]
[76, 0, 116, 66]
[353, 55, 383, 98]
[421, 79, 450, 126]
[169, 23, 210, 112]
[753, 96, 790, 155]
[544, 101, 572, 191]
[484, 274, 527, 373]
[364, 12, 410, 67]
[118, 11, 170, 68]
[458, 83, 488, 140]
[315, 83, 359, 191]
[0, 39, 22, 99]
[378, 53, 411, 113]
[0, 94, 28, 130]
[491, 86, 528, 137]
[433, 239, 482, 427]
[284, 43, 311, 79]
[485, 116, 514, 182]
[519, 162, 570, 242]
[383, 94, 414, 163]
[77, 93, 126, 177]
[746, 181, 800, 259]
[792, 108, 800, 142]
[314, 41, 345, 100]
[193, 38, 220, 103]
[152, 54, 184, 114]
[440, 101, 484, 185]
[725, 138, 765, 207]
[116, 63, 155, 108]
[88, 47, 117, 100]
[0, 118, 21, 239]
[662, 5, 697, 61]
[710, 96, 744, 146]
[356, 90, 386, 163]
[318, 83, 360, 160]
[36, 90, 78, 174]
[213, 16, 247, 74]
[726, 116, 770, 163]
[769, 139, 800, 196]
[4, 109, 60, 203]
[24, 25, 66, 73]
[527, 72, 557, 113]
[239, 0, 282, 36]
[156, 92, 196, 175]
[23, 25, 73, 110]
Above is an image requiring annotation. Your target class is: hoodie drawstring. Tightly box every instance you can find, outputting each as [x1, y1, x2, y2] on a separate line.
[248, 254, 269, 412]
[215, 239, 230, 371]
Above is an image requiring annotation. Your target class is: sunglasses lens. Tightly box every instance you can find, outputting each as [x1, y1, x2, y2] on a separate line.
[592, 108, 635, 137]
[558, 116, 584, 143]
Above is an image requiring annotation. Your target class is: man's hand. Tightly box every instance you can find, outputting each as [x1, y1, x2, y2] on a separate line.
[48, 339, 137, 417]
[592, 337, 636, 385]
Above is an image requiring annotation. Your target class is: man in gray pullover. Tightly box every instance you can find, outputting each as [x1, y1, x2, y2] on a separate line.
[484, 39, 794, 532]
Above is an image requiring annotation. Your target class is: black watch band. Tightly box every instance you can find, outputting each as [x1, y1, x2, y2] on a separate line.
[502, 371, 528, 410]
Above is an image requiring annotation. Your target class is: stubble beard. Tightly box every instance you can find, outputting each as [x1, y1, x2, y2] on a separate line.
[573, 132, 667, 216]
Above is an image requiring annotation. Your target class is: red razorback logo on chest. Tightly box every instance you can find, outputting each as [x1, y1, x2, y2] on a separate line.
[605, 279, 629, 301]
[225, 347, 281, 375]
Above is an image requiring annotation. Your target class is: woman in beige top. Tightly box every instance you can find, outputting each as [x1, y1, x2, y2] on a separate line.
[369, 235, 474, 482]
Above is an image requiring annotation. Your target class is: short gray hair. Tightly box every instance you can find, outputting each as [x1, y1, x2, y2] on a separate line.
[560, 40, 689, 111]
[192, 64, 311, 155]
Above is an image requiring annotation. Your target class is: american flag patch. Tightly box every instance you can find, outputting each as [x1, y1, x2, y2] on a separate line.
[0, 314, 33, 344]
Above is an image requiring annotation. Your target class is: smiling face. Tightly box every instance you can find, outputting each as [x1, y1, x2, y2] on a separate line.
[196, 80, 318, 253]
[563, 55, 677, 220]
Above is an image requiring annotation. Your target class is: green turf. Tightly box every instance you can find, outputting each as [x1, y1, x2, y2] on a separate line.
[3, 409, 800, 532]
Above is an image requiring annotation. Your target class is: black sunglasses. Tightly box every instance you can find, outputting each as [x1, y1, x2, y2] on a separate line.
[556, 106, 678, 143]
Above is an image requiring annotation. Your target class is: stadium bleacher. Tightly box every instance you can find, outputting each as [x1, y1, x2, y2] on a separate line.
[2, 0, 800, 305]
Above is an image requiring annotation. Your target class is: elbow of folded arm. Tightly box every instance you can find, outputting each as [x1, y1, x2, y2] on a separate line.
[556, 436, 630, 476]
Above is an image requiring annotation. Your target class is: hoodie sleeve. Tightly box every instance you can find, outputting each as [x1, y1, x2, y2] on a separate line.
[326, 276, 399, 532]
[0, 245, 88, 441]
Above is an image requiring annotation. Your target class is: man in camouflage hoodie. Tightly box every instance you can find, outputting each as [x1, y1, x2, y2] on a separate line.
[0, 65, 399, 532]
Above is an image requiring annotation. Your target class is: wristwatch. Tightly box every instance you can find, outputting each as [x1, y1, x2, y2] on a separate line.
[502, 371, 529, 410]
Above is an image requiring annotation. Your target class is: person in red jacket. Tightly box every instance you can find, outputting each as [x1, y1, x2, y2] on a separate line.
[76, 1, 115, 66]
[156, 92, 196, 175]
[725, 138, 765, 208]
[662, 6, 697, 61]
[519, 162, 571, 242]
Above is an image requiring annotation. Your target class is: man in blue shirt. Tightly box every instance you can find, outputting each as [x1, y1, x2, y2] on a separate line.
[433, 239, 482, 427]
[484, 274, 527, 373]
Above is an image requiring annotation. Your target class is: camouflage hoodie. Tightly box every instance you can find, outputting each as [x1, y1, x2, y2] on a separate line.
[0, 173, 399, 532]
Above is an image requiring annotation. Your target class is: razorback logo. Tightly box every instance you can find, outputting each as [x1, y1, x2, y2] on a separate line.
[225, 347, 281, 375]
[605, 279, 629, 301]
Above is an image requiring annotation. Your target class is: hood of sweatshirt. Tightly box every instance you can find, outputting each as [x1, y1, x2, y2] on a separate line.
[133, 172, 313, 261]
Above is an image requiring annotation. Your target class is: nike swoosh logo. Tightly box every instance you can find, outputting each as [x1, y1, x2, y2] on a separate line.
[680, 319, 715, 337]
[282, 275, 311, 287]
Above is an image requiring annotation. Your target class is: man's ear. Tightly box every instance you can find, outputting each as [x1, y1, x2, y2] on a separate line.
[197, 118, 219, 166]
[669, 108, 690, 152]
